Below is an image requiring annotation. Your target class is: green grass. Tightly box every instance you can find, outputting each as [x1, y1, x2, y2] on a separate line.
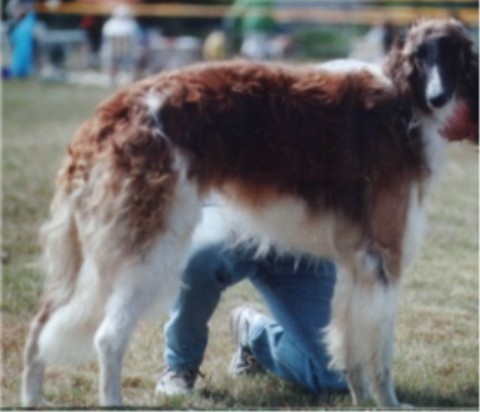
[1, 80, 478, 409]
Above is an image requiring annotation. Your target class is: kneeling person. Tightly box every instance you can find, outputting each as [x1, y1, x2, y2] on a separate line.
[156, 208, 347, 396]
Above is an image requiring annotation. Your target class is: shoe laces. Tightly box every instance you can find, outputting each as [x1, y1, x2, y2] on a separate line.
[237, 345, 264, 374]
[158, 366, 204, 381]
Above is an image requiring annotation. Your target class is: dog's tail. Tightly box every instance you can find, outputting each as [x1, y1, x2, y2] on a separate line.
[30, 88, 180, 365]
[34, 181, 104, 364]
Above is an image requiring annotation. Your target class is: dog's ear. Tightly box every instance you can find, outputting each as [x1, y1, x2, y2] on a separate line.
[442, 53, 478, 143]
[391, 30, 407, 53]
[459, 29, 479, 143]
[462, 33, 478, 79]
[383, 31, 414, 98]
[441, 101, 478, 143]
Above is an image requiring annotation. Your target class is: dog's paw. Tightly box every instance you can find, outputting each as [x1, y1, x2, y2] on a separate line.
[35, 397, 53, 408]
[22, 397, 52, 408]
[400, 402, 415, 409]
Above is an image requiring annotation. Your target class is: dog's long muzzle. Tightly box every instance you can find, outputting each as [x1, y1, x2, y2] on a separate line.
[426, 66, 451, 108]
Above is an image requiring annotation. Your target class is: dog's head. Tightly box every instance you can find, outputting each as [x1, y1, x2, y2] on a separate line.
[385, 19, 478, 141]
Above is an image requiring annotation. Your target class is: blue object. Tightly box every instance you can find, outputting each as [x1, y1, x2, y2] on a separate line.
[10, 11, 36, 77]
[2, 67, 11, 79]
[164, 242, 348, 393]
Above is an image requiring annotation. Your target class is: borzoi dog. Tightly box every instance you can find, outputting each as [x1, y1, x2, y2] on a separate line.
[22, 19, 477, 407]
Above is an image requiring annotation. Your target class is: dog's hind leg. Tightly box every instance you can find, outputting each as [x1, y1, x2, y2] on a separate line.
[93, 225, 199, 406]
[93, 180, 202, 406]
[94, 279, 156, 406]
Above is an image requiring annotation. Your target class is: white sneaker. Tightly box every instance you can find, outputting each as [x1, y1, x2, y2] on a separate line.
[228, 306, 266, 377]
[155, 367, 198, 396]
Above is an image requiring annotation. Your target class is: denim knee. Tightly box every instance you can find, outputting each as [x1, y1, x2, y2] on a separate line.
[181, 244, 239, 292]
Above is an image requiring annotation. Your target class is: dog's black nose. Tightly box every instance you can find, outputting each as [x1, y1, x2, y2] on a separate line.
[429, 94, 448, 108]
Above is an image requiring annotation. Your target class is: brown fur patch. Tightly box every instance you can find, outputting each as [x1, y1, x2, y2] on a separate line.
[153, 62, 426, 229]
[58, 84, 178, 254]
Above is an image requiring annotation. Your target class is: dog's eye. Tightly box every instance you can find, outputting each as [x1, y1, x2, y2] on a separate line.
[438, 36, 459, 55]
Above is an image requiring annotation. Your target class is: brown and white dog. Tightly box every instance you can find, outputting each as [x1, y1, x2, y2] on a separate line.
[22, 19, 477, 408]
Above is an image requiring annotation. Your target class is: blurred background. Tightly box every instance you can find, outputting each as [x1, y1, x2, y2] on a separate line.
[1, 0, 478, 86]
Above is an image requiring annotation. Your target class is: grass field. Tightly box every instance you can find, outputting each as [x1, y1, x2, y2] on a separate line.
[2, 79, 478, 409]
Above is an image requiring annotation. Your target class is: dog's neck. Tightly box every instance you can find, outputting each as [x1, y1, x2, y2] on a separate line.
[418, 97, 459, 189]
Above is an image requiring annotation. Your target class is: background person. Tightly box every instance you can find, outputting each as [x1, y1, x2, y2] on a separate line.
[6, 0, 36, 78]
[80, 15, 103, 69]
[225, 0, 277, 60]
[101, 4, 142, 85]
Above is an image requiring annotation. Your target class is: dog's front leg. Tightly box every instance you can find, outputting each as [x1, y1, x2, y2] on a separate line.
[324, 266, 372, 405]
[346, 365, 372, 405]
[326, 254, 401, 407]
[350, 252, 401, 408]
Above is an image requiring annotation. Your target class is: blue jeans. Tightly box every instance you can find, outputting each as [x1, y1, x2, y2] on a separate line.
[164, 243, 347, 394]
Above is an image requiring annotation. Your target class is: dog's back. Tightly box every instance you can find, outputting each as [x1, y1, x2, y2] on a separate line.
[65, 62, 428, 241]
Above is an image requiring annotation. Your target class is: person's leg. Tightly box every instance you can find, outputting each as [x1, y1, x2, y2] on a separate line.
[242, 255, 348, 394]
[158, 240, 260, 395]
[163, 243, 252, 371]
